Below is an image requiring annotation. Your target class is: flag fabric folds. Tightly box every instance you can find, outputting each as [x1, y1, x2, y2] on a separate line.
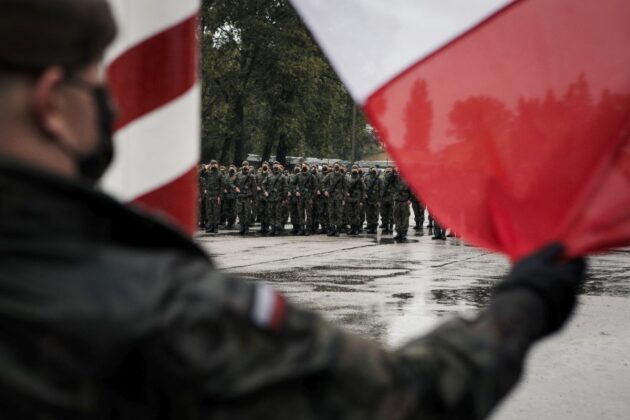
[102, 0, 201, 235]
[291, 0, 630, 259]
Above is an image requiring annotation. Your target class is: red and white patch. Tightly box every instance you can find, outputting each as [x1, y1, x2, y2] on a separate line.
[252, 285, 286, 332]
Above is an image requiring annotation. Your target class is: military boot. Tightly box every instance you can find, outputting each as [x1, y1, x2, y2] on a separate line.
[413, 222, 422, 230]
[327, 226, 335, 237]
[212, 224, 219, 233]
[269, 226, 276, 236]
[297, 226, 305, 236]
[291, 224, 299, 235]
[381, 224, 390, 233]
[205, 224, 213, 233]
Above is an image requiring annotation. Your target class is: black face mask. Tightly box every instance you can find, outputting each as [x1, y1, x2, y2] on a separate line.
[301, 167, 307, 172]
[263, 167, 269, 172]
[352, 170, 358, 175]
[211, 166, 218, 171]
[273, 167, 279, 173]
[334, 167, 340, 172]
[229, 169, 235, 175]
[51, 80, 116, 183]
[242, 168, 249, 173]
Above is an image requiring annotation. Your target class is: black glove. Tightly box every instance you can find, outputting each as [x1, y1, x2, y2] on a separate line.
[494, 243, 587, 336]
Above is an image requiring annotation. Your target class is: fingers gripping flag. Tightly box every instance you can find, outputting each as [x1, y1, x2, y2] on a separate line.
[291, 0, 630, 259]
[102, 0, 201, 235]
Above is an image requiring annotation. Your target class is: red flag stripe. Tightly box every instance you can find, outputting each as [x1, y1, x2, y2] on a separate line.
[132, 166, 198, 235]
[363, 0, 630, 258]
[107, 14, 198, 131]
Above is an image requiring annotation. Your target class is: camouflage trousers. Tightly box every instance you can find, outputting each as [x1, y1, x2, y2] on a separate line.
[289, 198, 299, 225]
[205, 195, 221, 226]
[328, 199, 344, 227]
[380, 200, 393, 226]
[236, 197, 253, 228]
[393, 200, 410, 236]
[222, 198, 236, 225]
[268, 201, 284, 230]
[198, 194, 207, 227]
[346, 200, 363, 227]
[257, 198, 269, 225]
[365, 201, 380, 228]
[297, 195, 314, 226]
[317, 196, 328, 228]
[411, 200, 425, 226]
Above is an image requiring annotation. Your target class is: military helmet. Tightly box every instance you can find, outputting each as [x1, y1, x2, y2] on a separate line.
[241, 160, 249, 167]
[210, 160, 218, 165]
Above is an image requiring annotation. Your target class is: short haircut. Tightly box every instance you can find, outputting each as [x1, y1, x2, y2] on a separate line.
[0, 0, 116, 74]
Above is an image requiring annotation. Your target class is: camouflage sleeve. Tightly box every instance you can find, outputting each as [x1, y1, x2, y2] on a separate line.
[147, 262, 544, 420]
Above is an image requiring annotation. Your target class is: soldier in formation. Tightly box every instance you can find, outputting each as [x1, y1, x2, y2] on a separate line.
[197, 161, 451, 241]
[204, 160, 224, 233]
[235, 161, 257, 235]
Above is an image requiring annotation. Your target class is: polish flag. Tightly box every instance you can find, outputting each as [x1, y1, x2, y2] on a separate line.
[102, 0, 200, 235]
[291, 0, 630, 259]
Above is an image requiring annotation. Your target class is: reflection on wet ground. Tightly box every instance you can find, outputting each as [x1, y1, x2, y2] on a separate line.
[199, 228, 630, 345]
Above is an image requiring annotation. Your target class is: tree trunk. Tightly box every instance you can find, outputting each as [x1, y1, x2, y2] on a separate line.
[276, 133, 289, 167]
[232, 94, 245, 165]
[219, 135, 231, 165]
[261, 122, 275, 163]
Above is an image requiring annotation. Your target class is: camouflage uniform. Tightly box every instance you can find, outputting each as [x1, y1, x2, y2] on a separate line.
[197, 165, 208, 228]
[380, 170, 395, 232]
[235, 164, 257, 234]
[309, 167, 321, 233]
[325, 167, 347, 236]
[391, 171, 412, 240]
[292, 167, 318, 235]
[316, 167, 329, 233]
[204, 164, 224, 232]
[345, 166, 366, 235]
[223, 168, 238, 228]
[288, 168, 301, 234]
[262, 164, 288, 235]
[256, 165, 270, 233]
[364, 169, 383, 234]
[282, 170, 290, 226]
[411, 192, 425, 229]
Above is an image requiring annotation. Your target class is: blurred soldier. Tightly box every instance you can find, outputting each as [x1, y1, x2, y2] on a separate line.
[340, 165, 350, 232]
[345, 165, 366, 235]
[256, 161, 271, 234]
[324, 162, 347, 236]
[0, 2, 588, 418]
[287, 166, 301, 234]
[410, 192, 425, 230]
[364, 166, 382, 234]
[381, 166, 395, 233]
[317, 164, 330, 234]
[204, 160, 224, 233]
[391, 166, 412, 241]
[198, 163, 208, 228]
[262, 161, 287, 236]
[223, 165, 238, 228]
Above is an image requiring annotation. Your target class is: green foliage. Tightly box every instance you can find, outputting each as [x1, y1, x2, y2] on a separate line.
[200, 0, 379, 165]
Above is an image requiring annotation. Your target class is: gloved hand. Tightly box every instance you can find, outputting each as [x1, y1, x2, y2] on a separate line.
[494, 243, 587, 336]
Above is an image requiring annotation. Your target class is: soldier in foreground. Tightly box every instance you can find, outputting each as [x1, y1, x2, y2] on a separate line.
[0, 1, 586, 419]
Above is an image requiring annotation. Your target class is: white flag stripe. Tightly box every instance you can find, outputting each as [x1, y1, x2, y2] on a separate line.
[291, 0, 513, 104]
[101, 85, 201, 201]
[104, 0, 200, 65]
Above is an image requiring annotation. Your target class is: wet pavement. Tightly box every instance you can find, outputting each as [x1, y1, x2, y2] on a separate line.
[196, 223, 630, 420]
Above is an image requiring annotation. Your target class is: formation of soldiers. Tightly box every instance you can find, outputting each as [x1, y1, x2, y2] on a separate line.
[199, 160, 451, 241]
